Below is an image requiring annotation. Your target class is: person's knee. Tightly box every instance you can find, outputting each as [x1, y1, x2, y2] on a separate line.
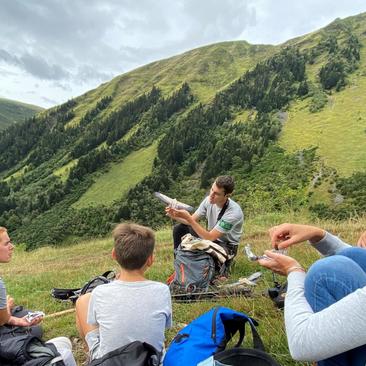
[339, 246, 365, 257]
[306, 255, 351, 291]
[338, 247, 366, 271]
[307, 255, 352, 280]
[173, 223, 186, 231]
[305, 253, 366, 312]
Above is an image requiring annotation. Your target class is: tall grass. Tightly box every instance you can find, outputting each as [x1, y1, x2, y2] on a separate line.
[3, 213, 366, 365]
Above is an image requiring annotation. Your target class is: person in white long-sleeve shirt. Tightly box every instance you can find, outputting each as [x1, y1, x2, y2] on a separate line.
[258, 223, 366, 366]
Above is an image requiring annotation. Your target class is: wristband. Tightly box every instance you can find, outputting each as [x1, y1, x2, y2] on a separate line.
[287, 266, 305, 275]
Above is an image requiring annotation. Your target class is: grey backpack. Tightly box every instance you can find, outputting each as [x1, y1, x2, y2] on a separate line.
[170, 247, 216, 294]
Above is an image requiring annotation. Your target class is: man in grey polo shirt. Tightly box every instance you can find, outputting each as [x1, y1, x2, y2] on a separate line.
[166, 175, 244, 265]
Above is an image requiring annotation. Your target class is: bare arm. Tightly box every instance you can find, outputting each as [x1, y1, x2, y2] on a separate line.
[188, 219, 222, 241]
[0, 307, 42, 327]
[166, 208, 222, 241]
[0, 307, 10, 326]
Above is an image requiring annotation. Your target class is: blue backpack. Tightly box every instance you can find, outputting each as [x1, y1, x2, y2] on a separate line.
[163, 306, 263, 366]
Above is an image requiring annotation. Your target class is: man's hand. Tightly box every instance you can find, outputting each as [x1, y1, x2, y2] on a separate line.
[258, 251, 303, 276]
[165, 207, 192, 223]
[357, 231, 366, 248]
[269, 223, 326, 249]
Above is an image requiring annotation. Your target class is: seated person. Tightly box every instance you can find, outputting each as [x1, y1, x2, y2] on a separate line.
[166, 175, 244, 263]
[258, 223, 366, 366]
[0, 227, 76, 365]
[75, 223, 172, 362]
[0, 226, 43, 330]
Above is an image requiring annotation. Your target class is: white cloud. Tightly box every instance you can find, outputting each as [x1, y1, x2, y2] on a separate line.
[0, 0, 365, 108]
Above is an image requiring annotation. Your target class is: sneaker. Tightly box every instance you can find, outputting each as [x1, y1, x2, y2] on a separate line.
[47, 337, 77, 366]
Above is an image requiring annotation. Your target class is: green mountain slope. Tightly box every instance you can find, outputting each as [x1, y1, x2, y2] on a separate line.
[279, 13, 366, 176]
[1, 12, 366, 248]
[0, 97, 43, 130]
[73, 142, 158, 209]
[279, 72, 366, 176]
[66, 41, 275, 127]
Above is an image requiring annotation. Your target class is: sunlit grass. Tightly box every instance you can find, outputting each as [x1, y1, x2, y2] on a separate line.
[53, 159, 78, 182]
[72, 143, 158, 209]
[280, 47, 366, 177]
[4, 214, 366, 365]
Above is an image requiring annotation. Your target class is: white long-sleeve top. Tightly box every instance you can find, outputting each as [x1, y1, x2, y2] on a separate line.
[285, 232, 366, 361]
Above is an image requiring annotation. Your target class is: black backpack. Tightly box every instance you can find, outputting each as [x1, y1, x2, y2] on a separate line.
[0, 334, 65, 366]
[51, 270, 116, 303]
[88, 340, 160, 366]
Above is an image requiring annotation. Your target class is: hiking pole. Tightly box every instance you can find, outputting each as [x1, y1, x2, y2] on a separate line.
[44, 308, 75, 319]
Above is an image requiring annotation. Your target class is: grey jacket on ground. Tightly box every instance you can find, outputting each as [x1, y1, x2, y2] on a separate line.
[285, 232, 366, 361]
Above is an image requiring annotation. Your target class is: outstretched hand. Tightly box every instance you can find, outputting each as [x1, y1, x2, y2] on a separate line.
[258, 251, 303, 276]
[357, 231, 366, 248]
[268, 223, 325, 249]
[165, 207, 191, 222]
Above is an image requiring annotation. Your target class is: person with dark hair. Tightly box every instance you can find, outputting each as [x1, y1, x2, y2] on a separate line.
[75, 223, 172, 362]
[257, 223, 366, 365]
[166, 175, 244, 263]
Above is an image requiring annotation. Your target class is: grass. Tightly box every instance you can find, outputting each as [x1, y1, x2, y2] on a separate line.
[280, 45, 366, 177]
[72, 143, 158, 209]
[53, 159, 78, 182]
[4, 212, 366, 365]
[0, 97, 43, 130]
[4, 165, 29, 182]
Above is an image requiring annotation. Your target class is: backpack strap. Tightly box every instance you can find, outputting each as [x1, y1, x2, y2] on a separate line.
[246, 318, 266, 351]
[51, 271, 116, 303]
[216, 199, 229, 223]
[224, 315, 265, 351]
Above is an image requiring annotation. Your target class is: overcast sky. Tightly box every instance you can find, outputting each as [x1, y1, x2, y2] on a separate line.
[1, 0, 365, 108]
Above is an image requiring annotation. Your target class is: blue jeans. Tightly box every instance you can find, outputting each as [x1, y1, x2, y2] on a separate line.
[304, 247, 366, 366]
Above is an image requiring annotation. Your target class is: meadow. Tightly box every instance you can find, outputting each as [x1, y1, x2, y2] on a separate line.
[3, 211, 366, 365]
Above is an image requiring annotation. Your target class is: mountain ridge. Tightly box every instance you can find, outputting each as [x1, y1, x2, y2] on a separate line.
[0, 12, 365, 248]
[0, 97, 44, 130]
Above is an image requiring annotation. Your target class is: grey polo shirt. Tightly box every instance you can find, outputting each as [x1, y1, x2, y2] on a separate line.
[195, 197, 244, 246]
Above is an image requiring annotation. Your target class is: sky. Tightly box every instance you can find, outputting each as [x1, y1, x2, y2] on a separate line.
[1, 0, 366, 109]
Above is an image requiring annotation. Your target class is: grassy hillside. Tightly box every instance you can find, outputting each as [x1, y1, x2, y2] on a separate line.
[73, 143, 158, 209]
[280, 32, 366, 176]
[4, 213, 366, 365]
[64, 41, 275, 129]
[0, 97, 43, 130]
